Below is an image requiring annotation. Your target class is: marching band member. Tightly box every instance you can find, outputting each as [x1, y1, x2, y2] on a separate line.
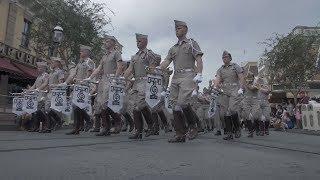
[41, 57, 65, 133]
[160, 20, 204, 143]
[124, 33, 159, 139]
[214, 51, 245, 140]
[65, 45, 95, 135]
[242, 71, 261, 138]
[85, 36, 124, 136]
[28, 61, 49, 132]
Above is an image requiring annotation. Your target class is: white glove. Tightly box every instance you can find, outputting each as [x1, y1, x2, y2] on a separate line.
[237, 88, 244, 95]
[192, 89, 198, 97]
[59, 82, 67, 86]
[160, 91, 166, 97]
[193, 73, 203, 83]
[83, 77, 91, 81]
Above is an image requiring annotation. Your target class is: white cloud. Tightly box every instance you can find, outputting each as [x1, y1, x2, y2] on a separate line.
[95, 0, 320, 90]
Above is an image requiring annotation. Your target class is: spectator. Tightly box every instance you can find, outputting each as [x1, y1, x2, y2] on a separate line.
[275, 105, 283, 119]
[282, 111, 294, 129]
[294, 104, 302, 129]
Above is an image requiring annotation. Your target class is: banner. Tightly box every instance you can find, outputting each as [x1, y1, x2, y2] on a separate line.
[145, 74, 162, 108]
[12, 96, 25, 116]
[107, 81, 125, 113]
[72, 84, 90, 109]
[50, 87, 67, 112]
[22, 93, 38, 114]
[208, 91, 220, 118]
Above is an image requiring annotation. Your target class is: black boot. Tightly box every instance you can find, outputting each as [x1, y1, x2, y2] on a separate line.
[182, 105, 198, 140]
[129, 110, 143, 139]
[96, 128, 111, 136]
[259, 121, 265, 136]
[223, 116, 233, 140]
[246, 120, 254, 138]
[254, 120, 260, 136]
[265, 121, 270, 135]
[232, 113, 241, 138]
[158, 110, 170, 133]
[124, 112, 134, 132]
[152, 112, 160, 135]
[168, 110, 186, 143]
[141, 107, 155, 137]
[214, 130, 222, 136]
[90, 114, 101, 132]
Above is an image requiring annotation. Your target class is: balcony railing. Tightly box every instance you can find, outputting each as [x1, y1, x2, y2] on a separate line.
[0, 41, 37, 67]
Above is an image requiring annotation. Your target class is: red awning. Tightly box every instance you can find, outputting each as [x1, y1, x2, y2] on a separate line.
[12, 62, 38, 79]
[0, 58, 25, 76]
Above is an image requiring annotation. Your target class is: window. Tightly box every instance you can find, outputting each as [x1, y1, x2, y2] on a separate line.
[21, 19, 31, 48]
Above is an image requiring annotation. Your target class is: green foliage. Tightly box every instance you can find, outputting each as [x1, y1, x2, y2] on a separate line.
[261, 31, 320, 99]
[21, 0, 113, 64]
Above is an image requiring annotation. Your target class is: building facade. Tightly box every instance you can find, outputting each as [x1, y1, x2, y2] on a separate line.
[0, 0, 39, 121]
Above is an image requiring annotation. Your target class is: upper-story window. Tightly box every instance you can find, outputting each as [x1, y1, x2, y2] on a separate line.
[21, 19, 31, 48]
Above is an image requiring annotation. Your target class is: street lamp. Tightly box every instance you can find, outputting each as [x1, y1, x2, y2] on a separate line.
[52, 25, 63, 56]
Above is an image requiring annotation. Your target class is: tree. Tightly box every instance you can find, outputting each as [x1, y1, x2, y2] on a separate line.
[21, 0, 113, 65]
[261, 32, 320, 104]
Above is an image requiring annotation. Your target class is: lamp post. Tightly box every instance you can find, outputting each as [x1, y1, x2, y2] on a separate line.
[52, 25, 63, 57]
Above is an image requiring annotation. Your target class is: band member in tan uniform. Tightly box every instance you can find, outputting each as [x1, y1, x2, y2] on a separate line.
[124, 33, 159, 139]
[85, 36, 124, 136]
[160, 20, 204, 143]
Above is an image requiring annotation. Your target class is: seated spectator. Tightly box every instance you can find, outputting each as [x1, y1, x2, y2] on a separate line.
[283, 111, 294, 129]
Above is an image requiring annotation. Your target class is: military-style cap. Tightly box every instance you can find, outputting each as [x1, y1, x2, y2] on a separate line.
[104, 35, 123, 52]
[104, 35, 118, 42]
[135, 33, 148, 40]
[222, 50, 232, 59]
[174, 20, 187, 27]
[80, 44, 92, 51]
[36, 61, 47, 67]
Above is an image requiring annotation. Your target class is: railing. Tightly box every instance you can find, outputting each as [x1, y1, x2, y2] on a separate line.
[0, 41, 37, 67]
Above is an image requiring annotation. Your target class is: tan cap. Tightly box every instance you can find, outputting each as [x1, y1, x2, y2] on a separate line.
[222, 50, 232, 59]
[174, 20, 187, 27]
[135, 33, 148, 40]
[80, 44, 92, 51]
[105, 35, 123, 52]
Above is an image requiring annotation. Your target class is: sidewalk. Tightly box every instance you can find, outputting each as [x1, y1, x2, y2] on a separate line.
[271, 128, 320, 136]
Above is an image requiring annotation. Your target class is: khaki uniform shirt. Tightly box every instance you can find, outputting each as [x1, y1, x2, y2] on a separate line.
[131, 48, 160, 78]
[100, 50, 122, 75]
[74, 58, 95, 80]
[48, 68, 65, 86]
[165, 38, 203, 70]
[33, 72, 49, 89]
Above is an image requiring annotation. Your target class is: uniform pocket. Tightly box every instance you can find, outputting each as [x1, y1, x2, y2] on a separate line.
[182, 44, 191, 54]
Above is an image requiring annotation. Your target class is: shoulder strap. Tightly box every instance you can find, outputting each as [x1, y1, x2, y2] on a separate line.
[188, 38, 202, 53]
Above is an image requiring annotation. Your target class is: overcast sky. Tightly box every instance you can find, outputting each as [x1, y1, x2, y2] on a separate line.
[94, 0, 320, 89]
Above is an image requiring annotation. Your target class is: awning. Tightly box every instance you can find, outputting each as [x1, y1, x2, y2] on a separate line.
[12, 62, 38, 79]
[0, 58, 25, 76]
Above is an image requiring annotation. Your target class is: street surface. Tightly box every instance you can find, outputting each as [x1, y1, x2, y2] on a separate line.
[0, 130, 319, 180]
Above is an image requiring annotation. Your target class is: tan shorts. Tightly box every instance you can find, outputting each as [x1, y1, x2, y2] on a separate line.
[169, 71, 196, 108]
